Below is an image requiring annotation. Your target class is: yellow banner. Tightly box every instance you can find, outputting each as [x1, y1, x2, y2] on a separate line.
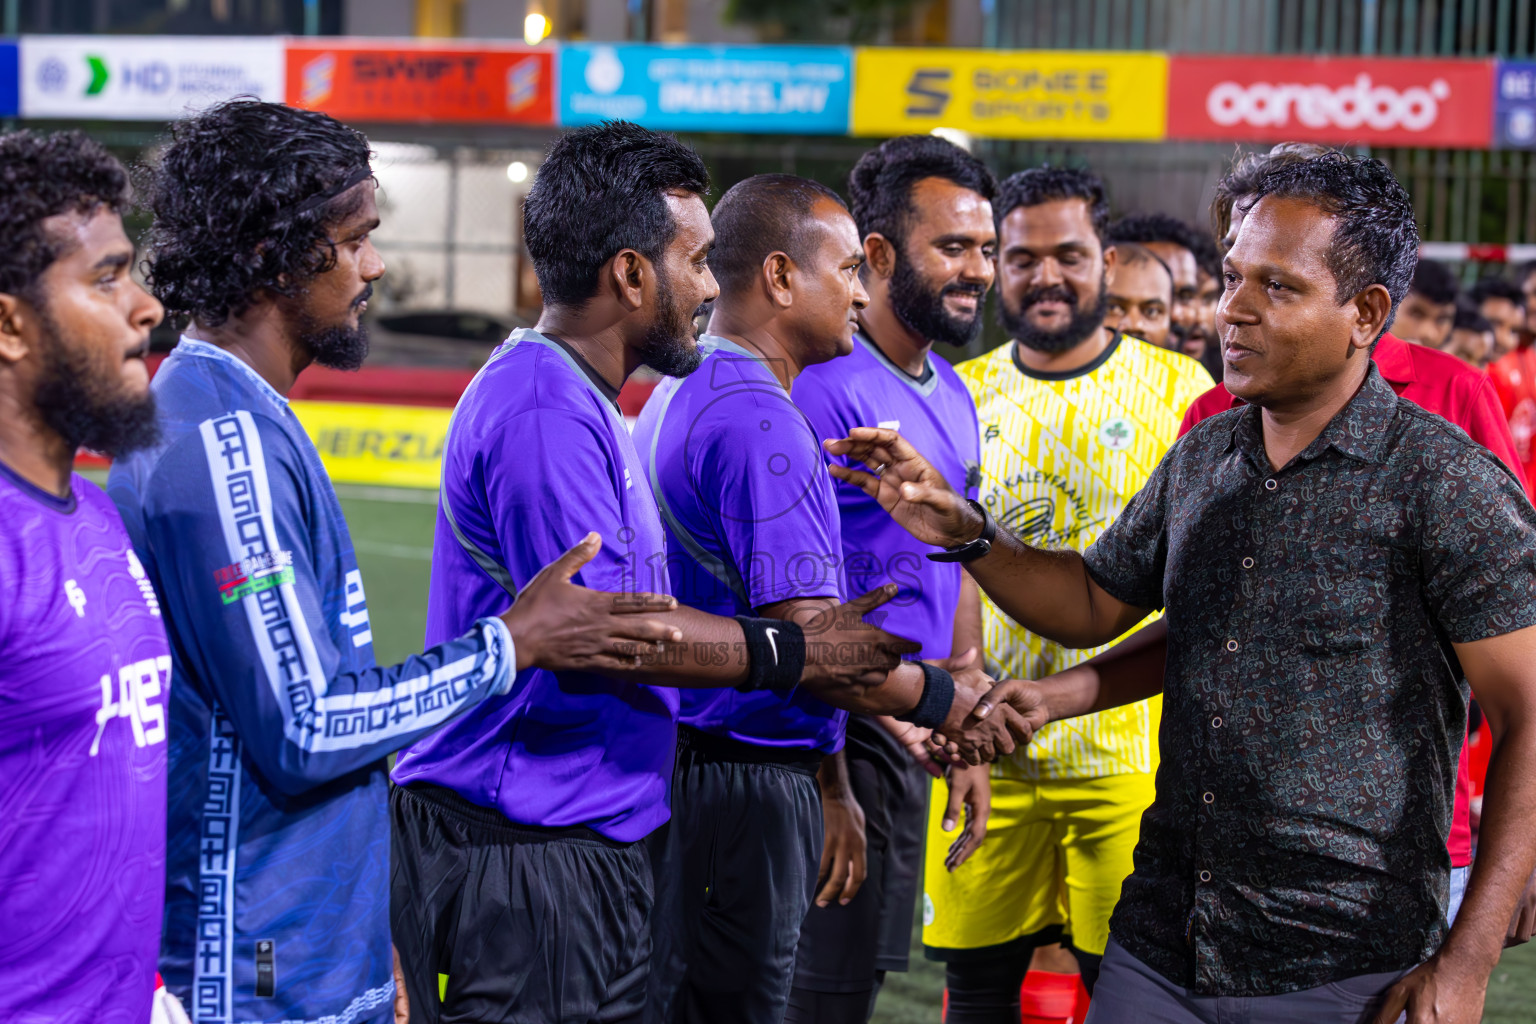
[851, 48, 1167, 140]
[291, 400, 452, 489]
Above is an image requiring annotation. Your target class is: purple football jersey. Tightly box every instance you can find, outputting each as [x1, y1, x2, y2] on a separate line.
[0, 463, 170, 1024]
[793, 334, 982, 658]
[633, 337, 847, 753]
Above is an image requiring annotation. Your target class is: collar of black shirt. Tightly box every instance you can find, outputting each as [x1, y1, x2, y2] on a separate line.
[1225, 361, 1398, 471]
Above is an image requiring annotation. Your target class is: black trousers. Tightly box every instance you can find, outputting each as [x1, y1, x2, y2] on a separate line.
[390, 783, 653, 1024]
[645, 727, 824, 1024]
[788, 716, 931, 1023]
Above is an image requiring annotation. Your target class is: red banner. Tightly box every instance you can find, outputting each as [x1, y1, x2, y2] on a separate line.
[1167, 55, 1494, 148]
[285, 42, 554, 125]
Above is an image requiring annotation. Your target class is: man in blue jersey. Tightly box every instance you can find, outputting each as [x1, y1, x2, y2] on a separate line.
[788, 135, 997, 1024]
[389, 124, 1036, 1024]
[0, 129, 171, 1024]
[107, 100, 686, 1024]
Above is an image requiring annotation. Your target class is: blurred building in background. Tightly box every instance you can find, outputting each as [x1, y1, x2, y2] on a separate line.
[9, 0, 1536, 358]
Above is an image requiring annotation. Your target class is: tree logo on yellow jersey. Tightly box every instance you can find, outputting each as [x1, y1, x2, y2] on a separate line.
[1097, 417, 1134, 451]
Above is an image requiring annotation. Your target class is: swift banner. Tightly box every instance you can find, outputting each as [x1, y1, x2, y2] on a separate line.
[559, 44, 851, 133]
[286, 42, 554, 124]
[850, 48, 1166, 140]
[1167, 55, 1494, 148]
[20, 36, 283, 119]
[291, 401, 452, 489]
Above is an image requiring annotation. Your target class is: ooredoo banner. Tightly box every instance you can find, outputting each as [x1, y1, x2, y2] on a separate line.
[1167, 55, 1494, 148]
[286, 41, 554, 125]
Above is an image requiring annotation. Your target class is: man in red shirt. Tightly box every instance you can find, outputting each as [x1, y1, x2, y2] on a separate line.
[1488, 339, 1536, 497]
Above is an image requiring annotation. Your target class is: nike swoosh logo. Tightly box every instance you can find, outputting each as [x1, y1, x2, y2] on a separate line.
[765, 627, 779, 665]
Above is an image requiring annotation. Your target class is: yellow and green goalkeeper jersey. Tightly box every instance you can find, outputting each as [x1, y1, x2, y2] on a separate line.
[957, 334, 1214, 781]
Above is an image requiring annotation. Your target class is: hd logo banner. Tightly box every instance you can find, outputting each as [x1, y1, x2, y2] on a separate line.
[851, 48, 1166, 140]
[560, 44, 852, 134]
[21, 36, 283, 119]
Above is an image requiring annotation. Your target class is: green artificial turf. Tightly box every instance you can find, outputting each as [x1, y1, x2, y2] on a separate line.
[338, 482, 1536, 1024]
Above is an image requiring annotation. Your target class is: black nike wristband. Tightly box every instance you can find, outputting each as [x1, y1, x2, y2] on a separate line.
[895, 661, 955, 730]
[734, 616, 806, 692]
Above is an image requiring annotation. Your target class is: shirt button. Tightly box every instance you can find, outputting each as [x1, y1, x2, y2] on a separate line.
[1203, 791, 1215, 804]
[1199, 870, 1212, 882]
[1241, 557, 1255, 569]
[1225, 639, 1238, 652]
[1264, 478, 1278, 491]
[1211, 716, 1223, 728]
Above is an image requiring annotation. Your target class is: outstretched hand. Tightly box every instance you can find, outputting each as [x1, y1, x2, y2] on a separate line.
[501, 532, 681, 673]
[824, 428, 980, 550]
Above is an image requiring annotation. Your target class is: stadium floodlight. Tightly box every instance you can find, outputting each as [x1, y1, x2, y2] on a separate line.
[506, 160, 530, 184]
[523, 12, 549, 45]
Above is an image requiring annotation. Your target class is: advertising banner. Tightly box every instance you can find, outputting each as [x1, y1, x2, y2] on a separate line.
[20, 36, 283, 119]
[1167, 55, 1494, 148]
[286, 41, 554, 125]
[560, 43, 852, 134]
[1495, 61, 1536, 148]
[293, 401, 452, 489]
[0, 42, 17, 118]
[850, 48, 1166, 140]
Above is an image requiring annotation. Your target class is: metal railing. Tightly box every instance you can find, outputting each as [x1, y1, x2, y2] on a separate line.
[992, 0, 1536, 58]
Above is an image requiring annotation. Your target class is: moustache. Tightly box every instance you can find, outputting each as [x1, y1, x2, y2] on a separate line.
[352, 284, 373, 309]
[1019, 285, 1078, 309]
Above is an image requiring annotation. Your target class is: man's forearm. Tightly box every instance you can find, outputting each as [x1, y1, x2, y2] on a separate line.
[1037, 620, 1169, 723]
[962, 525, 1143, 649]
[1441, 717, 1536, 971]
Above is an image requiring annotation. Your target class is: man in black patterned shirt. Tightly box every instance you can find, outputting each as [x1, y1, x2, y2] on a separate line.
[826, 153, 1536, 1024]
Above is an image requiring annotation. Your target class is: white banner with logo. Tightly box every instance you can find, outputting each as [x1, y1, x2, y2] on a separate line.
[21, 36, 284, 119]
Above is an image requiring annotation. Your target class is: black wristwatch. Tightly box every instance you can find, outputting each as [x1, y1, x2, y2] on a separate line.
[926, 499, 996, 563]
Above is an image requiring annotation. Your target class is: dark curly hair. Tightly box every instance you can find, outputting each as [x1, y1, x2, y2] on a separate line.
[994, 166, 1109, 241]
[1471, 276, 1525, 307]
[1248, 151, 1419, 328]
[847, 135, 996, 252]
[1212, 143, 1330, 243]
[143, 99, 372, 327]
[1108, 212, 1203, 260]
[0, 130, 130, 301]
[522, 121, 710, 308]
[1409, 258, 1459, 306]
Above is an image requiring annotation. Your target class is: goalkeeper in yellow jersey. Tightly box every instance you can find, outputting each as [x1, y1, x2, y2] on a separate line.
[923, 167, 1212, 1021]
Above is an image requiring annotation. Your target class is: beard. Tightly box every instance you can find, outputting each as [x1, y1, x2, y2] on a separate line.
[889, 255, 987, 348]
[998, 276, 1109, 354]
[294, 283, 372, 371]
[32, 305, 160, 458]
[639, 270, 704, 378]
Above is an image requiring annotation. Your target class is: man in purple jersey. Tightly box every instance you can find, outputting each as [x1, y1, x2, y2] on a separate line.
[0, 130, 170, 1023]
[391, 124, 1037, 1024]
[788, 135, 996, 1023]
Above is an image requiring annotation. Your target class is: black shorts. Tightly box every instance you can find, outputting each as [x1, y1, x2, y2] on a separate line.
[792, 714, 930, 993]
[646, 726, 824, 1024]
[390, 783, 653, 1024]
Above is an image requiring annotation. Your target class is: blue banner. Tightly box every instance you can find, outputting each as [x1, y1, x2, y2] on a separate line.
[559, 44, 851, 134]
[0, 42, 17, 117]
[1496, 60, 1536, 147]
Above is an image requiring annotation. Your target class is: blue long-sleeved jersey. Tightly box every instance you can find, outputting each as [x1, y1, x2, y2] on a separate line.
[108, 339, 514, 1024]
